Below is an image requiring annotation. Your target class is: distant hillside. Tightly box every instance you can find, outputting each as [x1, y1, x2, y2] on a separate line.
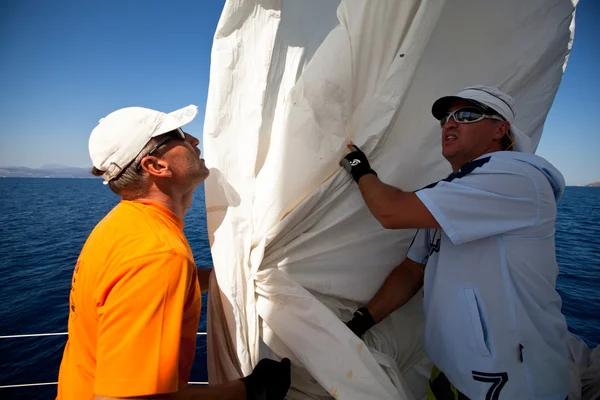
[0, 166, 96, 179]
[588, 181, 600, 187]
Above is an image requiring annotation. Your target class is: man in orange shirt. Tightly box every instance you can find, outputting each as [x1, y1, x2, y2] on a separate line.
[57, 105, 290, 400]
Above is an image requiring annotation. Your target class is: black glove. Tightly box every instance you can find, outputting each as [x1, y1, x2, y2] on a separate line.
[340, 145, 378, 183]
[241, 357, 291, 400]
[346, 307, 376, 338]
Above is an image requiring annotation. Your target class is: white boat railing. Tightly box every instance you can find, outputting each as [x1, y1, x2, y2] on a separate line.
[0, 332, 209, 389]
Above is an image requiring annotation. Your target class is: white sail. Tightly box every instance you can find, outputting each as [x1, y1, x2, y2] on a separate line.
[202, 1, 579, 398]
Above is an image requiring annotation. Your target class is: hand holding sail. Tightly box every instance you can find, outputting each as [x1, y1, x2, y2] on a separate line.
[340, 143, 378, 183]
[241, 358, 291, 400]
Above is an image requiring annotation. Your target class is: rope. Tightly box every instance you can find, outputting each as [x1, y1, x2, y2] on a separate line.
[0, 382, 58, 388]
[0, 332, 206, 339]
[0, 381, 208, 389]
[0, 332, 209, 388]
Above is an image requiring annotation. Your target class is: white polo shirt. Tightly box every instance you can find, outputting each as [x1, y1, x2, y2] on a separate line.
[408, 151, 570, 400]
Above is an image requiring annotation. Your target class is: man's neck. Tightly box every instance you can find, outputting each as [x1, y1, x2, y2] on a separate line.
[452, 145, 504, 172]
[129, 186, 194, 220]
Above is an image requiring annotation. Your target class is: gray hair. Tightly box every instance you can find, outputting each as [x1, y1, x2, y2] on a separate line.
[90, 137, 161, 198]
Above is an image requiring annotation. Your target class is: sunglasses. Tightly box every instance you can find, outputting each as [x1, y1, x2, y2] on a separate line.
[135, 128, 186, 171]
[440, 107, 505, 128]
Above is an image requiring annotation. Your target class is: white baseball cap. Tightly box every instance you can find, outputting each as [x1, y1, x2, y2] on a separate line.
[431, 85, 532, 153]
[89, 104, 198, 183]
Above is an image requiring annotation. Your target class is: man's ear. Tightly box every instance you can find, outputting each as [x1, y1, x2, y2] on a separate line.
[140, 156, 172, 178]
[493, 120, 511, 140]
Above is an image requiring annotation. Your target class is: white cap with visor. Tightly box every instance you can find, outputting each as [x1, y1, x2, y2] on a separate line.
[88, 105, 198, 183]
[431, 85, 532, 153]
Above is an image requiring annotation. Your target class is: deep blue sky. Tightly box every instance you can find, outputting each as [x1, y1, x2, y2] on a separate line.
[1, 1, 598, 185]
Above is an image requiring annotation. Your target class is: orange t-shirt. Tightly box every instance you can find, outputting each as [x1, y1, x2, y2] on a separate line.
[57, 200, 201, 399]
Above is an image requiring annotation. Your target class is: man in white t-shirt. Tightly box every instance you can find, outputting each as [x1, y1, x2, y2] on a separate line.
[340, 86, 570, 399]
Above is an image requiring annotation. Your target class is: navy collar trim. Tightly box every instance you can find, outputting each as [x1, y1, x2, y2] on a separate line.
[417, 156, 491, 191]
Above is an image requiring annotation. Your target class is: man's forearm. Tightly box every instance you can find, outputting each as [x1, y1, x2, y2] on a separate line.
[197, 267, 212, 293]
[95, 379, 246, 400]
[367, 258, 424, 323]
[357, 174, 407, 227]
[173, 380, 246, 400]
[357, 174, 439, 229]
